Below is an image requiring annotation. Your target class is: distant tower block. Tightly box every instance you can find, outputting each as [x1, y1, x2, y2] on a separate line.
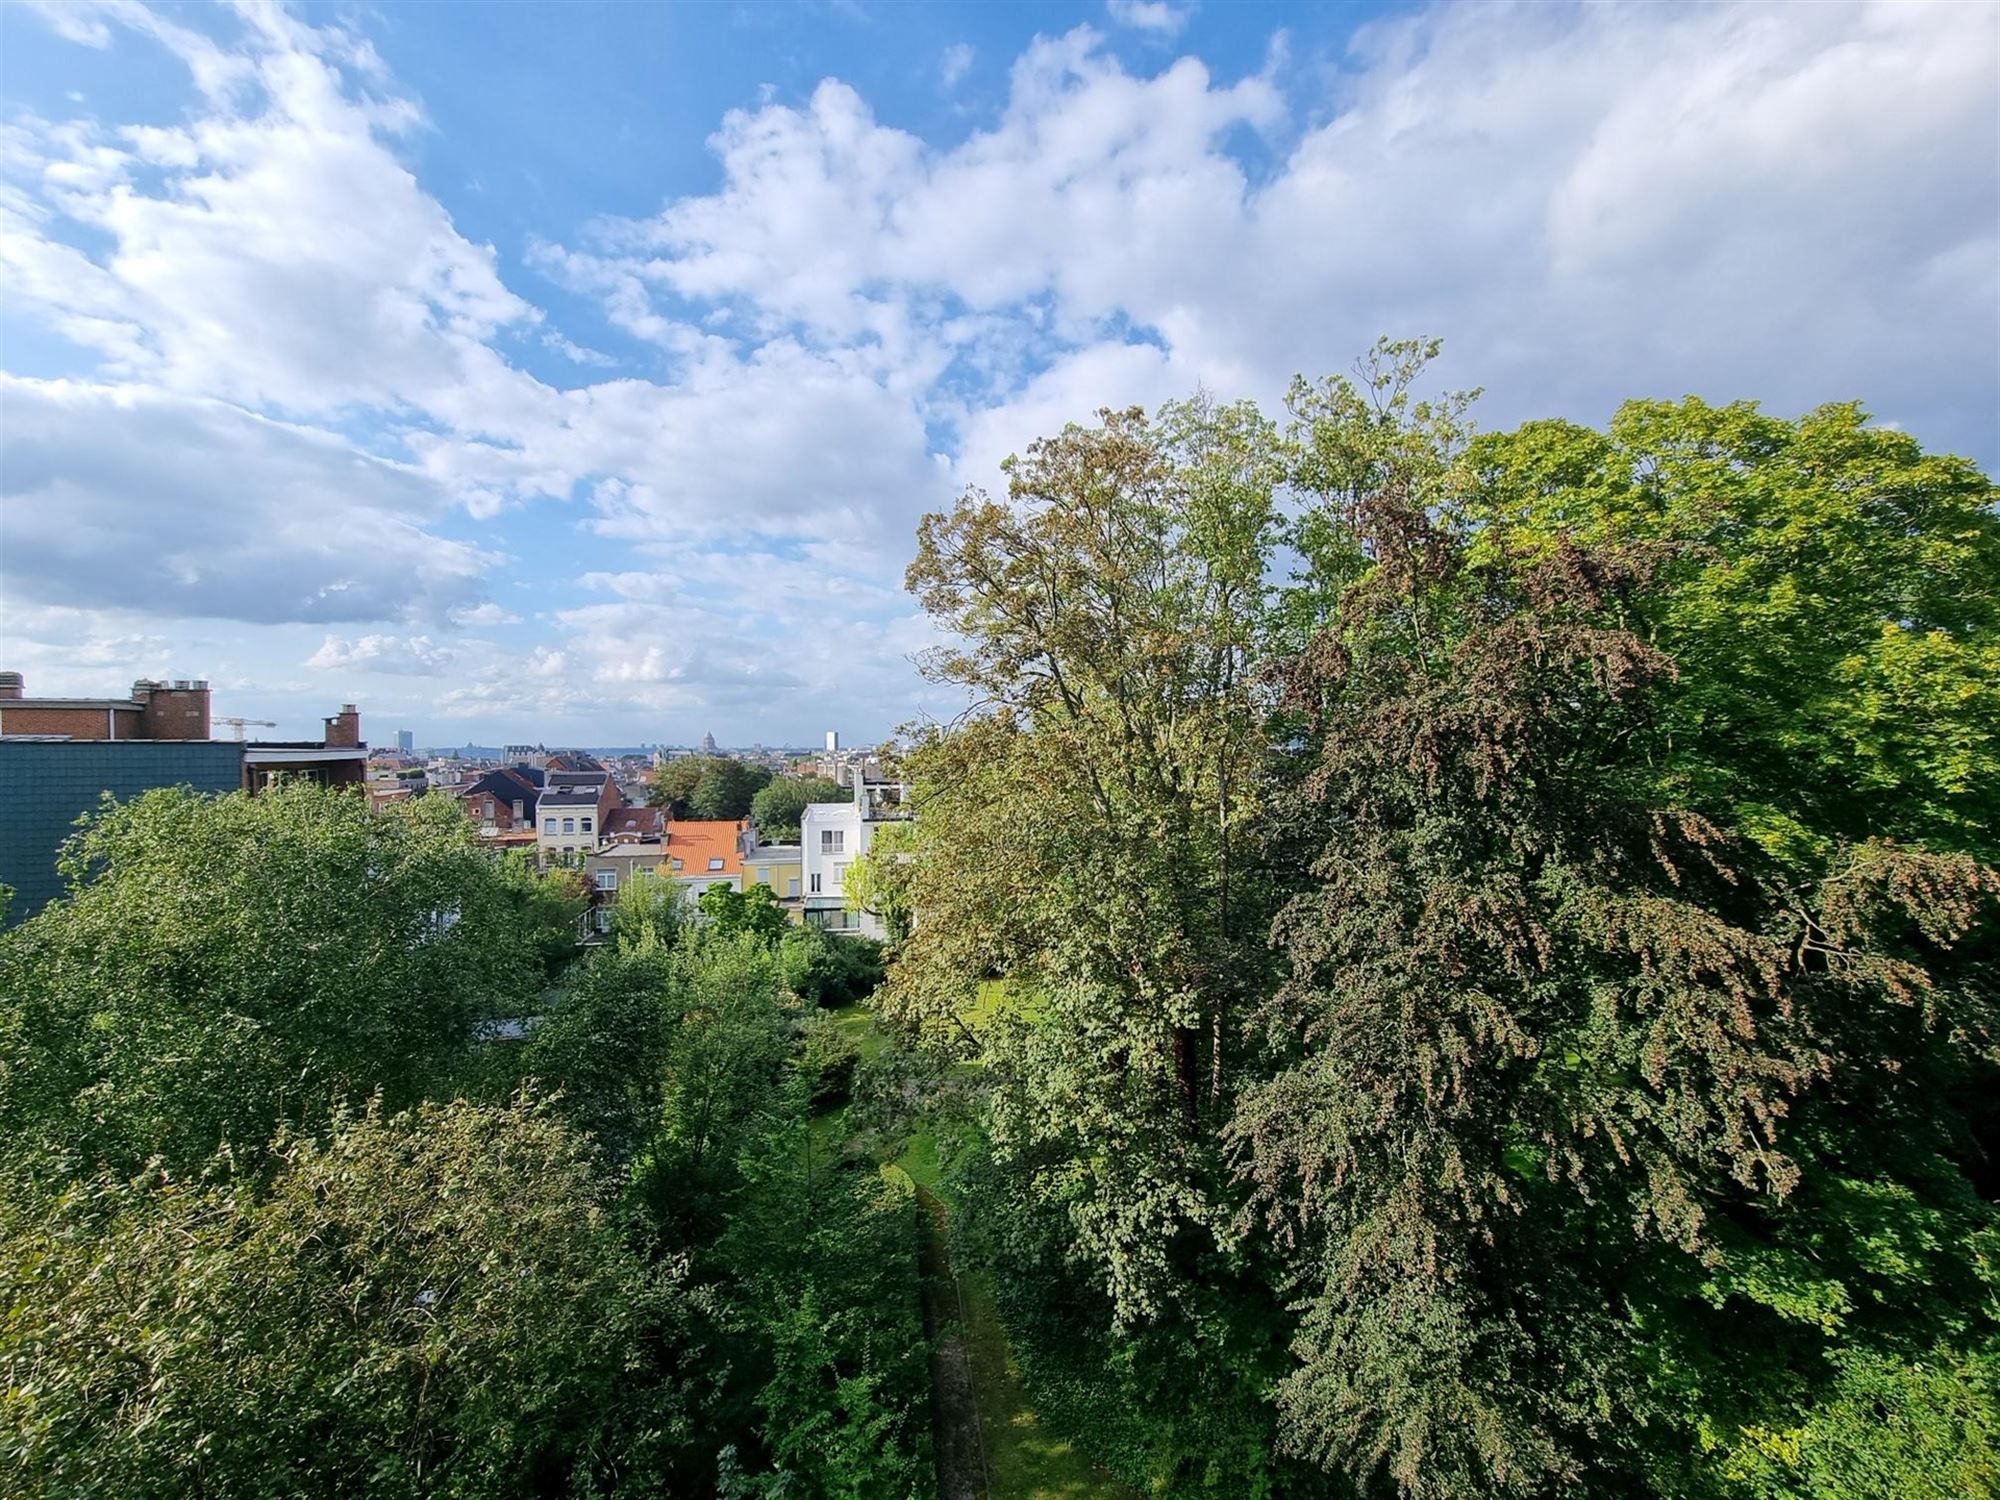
[825, 729, 839, 752]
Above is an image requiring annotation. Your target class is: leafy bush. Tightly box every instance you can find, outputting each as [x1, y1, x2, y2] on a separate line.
[0, 1099, 706, 1499]
[798, 1009, 863, 1107]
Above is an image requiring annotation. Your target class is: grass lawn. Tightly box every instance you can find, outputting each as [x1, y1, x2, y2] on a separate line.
[827, 998, 892, 1059]
[899, 1127, 1131, 1499]
[831, 995, 1135, 1499]
[956, 1260, 1138, 1500]
[872, 1000, 1134, 1500]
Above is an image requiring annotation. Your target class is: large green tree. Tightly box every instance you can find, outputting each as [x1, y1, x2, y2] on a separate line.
[894, 393, 1285, 1319]
[0, 783, 559, 1179]
[1232, 346, 2000, 1497]
[1466, 399, 2000, 863]
[750, 775, 848, 843]
[0, 1098, 705, 1499]
[650, 757, 773, 821]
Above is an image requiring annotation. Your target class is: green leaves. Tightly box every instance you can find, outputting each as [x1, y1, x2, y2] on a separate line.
[0, 783, 555, 1181]
[649, 756, 772, 820]
[0, 1099, 704, 1499]
[750, 775, 846, 843]
[1469, 397, 2000, 864]
[1242, 367, 2000, 1497]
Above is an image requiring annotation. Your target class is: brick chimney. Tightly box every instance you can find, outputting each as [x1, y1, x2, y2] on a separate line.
[0, 672, 22, 701]
[137, 678, 211, 740]
[324, 703, 361, 748]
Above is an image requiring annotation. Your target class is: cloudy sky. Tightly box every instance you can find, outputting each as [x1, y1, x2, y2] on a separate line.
[1, 0, 1994, 746]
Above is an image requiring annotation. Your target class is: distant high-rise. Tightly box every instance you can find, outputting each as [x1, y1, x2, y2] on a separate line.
[699, 730, 717, 756]
[825, 729, 839, 752]
[397, 728, 414, 754]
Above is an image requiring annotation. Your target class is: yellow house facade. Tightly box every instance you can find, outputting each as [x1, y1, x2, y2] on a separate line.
[741, 842, 804, 913]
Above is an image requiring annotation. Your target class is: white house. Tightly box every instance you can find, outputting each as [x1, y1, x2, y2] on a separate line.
[799, 772, 909, 938]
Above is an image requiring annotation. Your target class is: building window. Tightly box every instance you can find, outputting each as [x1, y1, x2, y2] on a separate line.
[819, 829, 845, 854]
[707, 857, 724, 871]
[544, 817, 556, 833]
[787, 877, 800, 898]
[810, 872, 821, 894]
[594, 871, 618, 892]
[512, 800, 524, 820]
[483, 798, 495, 820]
[563, 817, 575, 834]
[593, 907, 613, 933]
[581, 817, 593, 834]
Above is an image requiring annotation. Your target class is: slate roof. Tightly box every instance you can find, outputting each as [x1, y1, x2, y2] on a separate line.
[460, 767, 542, 807]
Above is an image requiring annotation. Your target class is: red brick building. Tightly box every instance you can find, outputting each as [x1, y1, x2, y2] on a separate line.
[0, 672, 213, 741]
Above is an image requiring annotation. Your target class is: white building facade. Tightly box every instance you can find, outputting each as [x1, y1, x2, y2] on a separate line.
[799, 774, 909, 938]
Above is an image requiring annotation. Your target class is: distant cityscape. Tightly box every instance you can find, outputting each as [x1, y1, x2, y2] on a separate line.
[0, 670, 907, 937]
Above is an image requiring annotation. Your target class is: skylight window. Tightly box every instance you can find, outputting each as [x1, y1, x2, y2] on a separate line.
[707, 857, 724, 870]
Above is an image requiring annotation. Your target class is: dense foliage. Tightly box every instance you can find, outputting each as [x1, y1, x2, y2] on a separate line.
[1, 1100, 703, 1499]
[751, 774, 849, 842]
[4, 345, 1993, 1500]
[0, 783, 928, 1497]
[0, 784, 551, 1180]
[648, 755, 774, 820]
[882, 342, 1999, 1498]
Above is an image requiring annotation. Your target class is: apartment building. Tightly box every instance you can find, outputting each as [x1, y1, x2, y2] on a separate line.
[799, 773, 909, 937]
[537, 770, 619, 866]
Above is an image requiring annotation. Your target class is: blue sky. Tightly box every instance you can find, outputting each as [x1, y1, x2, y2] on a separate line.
[2, 0, 1994, 747]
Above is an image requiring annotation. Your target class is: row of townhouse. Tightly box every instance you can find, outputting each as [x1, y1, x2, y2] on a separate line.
[454, 752, 626, 865]
[452, 747, 911, 940]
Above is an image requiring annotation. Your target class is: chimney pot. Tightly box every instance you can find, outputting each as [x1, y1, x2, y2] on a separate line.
[0, 671, 22, 702]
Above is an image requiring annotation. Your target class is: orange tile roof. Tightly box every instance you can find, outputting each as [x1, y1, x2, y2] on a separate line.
[664, 818, 746, 877]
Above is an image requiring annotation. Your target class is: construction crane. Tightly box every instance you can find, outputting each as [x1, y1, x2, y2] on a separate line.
[216, 716, 278, 741]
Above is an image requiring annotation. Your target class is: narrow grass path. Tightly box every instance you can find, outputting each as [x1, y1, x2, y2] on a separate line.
[910, 1176, 987, 1500]
[826, 1000, 1136, 1500]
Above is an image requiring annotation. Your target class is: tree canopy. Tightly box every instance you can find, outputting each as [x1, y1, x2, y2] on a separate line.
[4, 346, 1994, 1500]
[0, 782, 565, 1180]
[879, 341, 1999, 1498]
[0, 781, 926, 1497]
[648, 756, 773, 820]
[750, 774, 848, 843]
